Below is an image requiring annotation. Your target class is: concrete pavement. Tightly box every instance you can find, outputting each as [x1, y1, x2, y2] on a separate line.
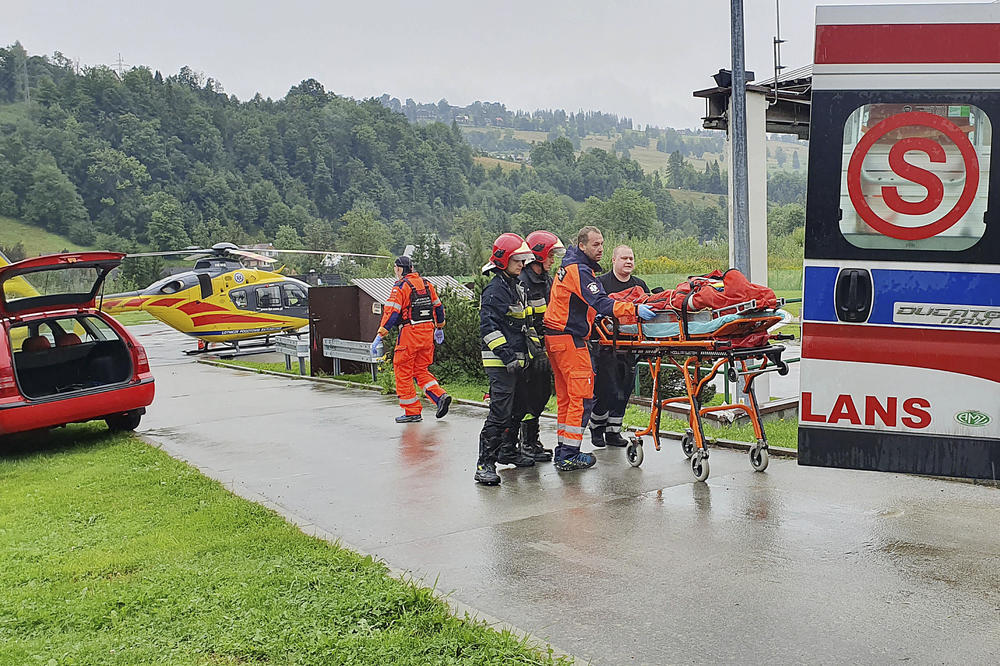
[135, 324, 1000, 664]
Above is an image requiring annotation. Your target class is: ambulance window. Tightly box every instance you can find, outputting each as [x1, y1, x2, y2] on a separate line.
[840, 103, 990, 251]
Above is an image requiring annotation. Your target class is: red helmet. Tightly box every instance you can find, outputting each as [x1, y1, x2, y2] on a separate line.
[525, 230, 566, 263]
[483, 233, 534, 273]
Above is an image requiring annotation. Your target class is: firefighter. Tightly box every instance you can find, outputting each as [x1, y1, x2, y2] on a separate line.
[590, 244, 650, 448]
[475, 233, 537, 485]
[542, 226, 656, 471]
[371, 256, 452, 423]
[510, 230, 566, 462]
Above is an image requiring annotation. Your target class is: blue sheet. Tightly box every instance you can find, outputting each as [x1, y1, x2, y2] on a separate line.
[617, 310, 779, 338]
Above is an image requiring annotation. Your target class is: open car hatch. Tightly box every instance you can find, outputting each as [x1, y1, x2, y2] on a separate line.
[0, 252, 125, 318]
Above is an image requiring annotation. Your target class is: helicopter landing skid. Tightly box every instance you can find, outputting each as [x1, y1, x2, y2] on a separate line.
[188, 337, 278, 359]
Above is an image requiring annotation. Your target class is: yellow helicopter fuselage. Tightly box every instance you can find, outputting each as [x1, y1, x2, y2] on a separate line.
[102, 267, 309, 344]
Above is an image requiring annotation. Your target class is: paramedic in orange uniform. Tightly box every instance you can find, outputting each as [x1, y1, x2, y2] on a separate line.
[542, 226, 656, 470]
[372, 256, 452, 423]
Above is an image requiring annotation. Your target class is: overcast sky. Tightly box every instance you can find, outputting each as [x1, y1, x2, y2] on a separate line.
[3, 0, 976, 129]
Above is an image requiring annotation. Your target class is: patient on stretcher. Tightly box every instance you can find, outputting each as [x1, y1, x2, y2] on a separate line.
[605, 269, 785, 347]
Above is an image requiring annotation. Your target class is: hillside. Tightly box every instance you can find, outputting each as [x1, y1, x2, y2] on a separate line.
[0, 216, 92, 257]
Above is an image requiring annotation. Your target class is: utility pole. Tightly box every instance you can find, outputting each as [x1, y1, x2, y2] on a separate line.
[730, 0, 750, 275]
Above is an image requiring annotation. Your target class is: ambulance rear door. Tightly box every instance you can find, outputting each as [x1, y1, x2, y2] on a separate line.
[798, 3, 1000, 479]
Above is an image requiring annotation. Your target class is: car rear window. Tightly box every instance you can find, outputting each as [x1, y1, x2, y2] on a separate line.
[2, 266, 104, 303]
[10, 315, 122, 352]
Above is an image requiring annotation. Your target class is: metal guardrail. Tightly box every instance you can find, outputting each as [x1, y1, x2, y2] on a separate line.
[275, 335, 309, 375]
[322, 338, 378, 381]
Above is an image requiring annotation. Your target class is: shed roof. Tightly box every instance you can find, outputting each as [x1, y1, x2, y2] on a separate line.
[351, 275, 474, 304]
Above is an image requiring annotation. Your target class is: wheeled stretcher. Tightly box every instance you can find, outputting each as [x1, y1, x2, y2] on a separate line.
[592, 295, 793, 482]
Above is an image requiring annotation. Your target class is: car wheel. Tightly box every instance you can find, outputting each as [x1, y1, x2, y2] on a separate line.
[105, 410, 142, 432]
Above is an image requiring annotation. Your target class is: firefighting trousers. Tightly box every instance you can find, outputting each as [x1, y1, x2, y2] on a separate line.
[512, 355, 552, 425]
[589, 347, 637, 434]
[479, 367, 526, 465]
[393, 324, 445, 415]
[545, 333, 595, 449]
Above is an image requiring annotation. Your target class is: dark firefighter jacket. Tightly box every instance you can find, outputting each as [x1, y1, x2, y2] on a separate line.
[480, 269, 532, 368]
[519, 263, 552, 338]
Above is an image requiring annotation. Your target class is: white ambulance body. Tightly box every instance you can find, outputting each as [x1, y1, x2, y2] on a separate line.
[799, 3, 1000, 478]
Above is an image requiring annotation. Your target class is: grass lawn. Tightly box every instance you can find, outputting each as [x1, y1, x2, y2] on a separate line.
[0, 216, 93, 257]
[0, 424, 567, 665]
[213, 360, 799, 449]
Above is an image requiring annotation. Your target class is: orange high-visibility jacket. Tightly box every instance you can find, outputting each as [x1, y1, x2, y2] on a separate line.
[543, 245, 637, 338]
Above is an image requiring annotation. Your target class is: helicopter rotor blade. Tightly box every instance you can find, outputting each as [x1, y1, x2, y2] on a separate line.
[126, 249, 213, 258]
[267, 249, 391, 259]
[229, 249, 278, 264]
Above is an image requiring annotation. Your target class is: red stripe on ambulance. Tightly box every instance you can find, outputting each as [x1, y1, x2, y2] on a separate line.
[815, 23, 1000, 64]
[802, 322, 1000, 383]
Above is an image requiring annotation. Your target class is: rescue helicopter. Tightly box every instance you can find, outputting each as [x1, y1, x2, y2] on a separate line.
[100, 242, 387, 353]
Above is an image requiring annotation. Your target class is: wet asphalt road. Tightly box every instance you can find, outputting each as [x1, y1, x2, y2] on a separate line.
[134, 324, 1000, 665]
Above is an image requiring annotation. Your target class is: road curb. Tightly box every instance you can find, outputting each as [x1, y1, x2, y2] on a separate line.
[201, 358, 799, 459]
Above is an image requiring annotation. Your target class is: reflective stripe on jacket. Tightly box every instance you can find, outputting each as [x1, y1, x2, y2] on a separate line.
[519, 264, 552, 339]
[480, 269, 530, 368]
[542, 245, 637, 338]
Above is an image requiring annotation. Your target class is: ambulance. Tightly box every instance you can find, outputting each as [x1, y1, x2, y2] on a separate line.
[799, 3, 1000, 479]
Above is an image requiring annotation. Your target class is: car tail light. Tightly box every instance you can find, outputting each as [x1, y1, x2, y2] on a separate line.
[133, 343, 150, 377]
[0, 363, 18, 399]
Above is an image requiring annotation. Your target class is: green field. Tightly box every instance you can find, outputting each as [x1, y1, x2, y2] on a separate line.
[0, 425, 566, 664]
[474, 155, 529, 172]
[0, 216, 93, 258]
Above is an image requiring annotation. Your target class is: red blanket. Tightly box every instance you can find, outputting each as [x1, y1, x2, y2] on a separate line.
[610, 269, 777, 312]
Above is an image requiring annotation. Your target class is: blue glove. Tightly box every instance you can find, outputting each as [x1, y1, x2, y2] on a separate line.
[434, 328, 444, 344]
[636, 304, 656, 321]
[370, 335, 384, 359]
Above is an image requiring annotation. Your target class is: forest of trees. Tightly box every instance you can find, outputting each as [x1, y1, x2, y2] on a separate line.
[0, 43, 803, 284]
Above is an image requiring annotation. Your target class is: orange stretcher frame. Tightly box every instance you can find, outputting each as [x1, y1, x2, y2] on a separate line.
[591, 299, 791, 482]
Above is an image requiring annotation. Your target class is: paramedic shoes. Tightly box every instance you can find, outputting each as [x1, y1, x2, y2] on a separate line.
[553, 446, 597, 472]
[474, 462, 501, 485]
[590, 429, 606, 448]
[395, 414, 422, 423]
[435, 394, 452, 419]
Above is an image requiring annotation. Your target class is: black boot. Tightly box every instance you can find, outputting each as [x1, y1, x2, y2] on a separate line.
[604, 431, 629, 447]
[498, 427, 535, 467]
[520, 419, 552, 462]
[590, 427, 606, 448]
[475, 429, 502, 485]
[474, 462, 500, 485]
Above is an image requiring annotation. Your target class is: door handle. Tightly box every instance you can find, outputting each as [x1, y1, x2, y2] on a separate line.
[835, 268, 873, 323]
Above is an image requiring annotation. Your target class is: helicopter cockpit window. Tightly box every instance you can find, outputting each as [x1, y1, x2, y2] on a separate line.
[255, 285, 282, 310]
[230, 289, 248, 309]
[282, 284, 307, 308]
[159, 280, 184, 294]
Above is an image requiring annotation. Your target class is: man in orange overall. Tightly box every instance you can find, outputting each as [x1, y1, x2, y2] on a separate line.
[542, 226, 655, 470]
[372, 256, 452, 423]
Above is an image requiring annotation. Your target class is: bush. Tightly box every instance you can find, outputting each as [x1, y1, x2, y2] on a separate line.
[430, 287, 485, 382]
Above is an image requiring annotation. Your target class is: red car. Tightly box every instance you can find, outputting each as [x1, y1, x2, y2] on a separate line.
[0, 252, 154, 435]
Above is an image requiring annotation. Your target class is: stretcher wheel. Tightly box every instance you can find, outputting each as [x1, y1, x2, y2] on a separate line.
[626, 441, 644, 467]
[680, 428, 695, 459]
[691, 451, 710, 482]
[749, 442, 769, 472]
